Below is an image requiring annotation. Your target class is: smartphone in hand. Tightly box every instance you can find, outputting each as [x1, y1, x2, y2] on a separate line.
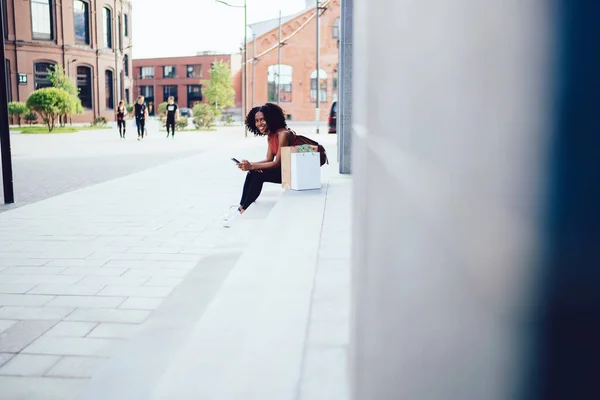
[231, 158, 240, 164]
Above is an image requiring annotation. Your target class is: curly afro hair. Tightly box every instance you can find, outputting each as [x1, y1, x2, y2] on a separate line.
[245, 103, 287, 136]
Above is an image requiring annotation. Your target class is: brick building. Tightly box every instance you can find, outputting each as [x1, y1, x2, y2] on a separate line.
[246, 0, 340, 121]
[132, 53, 242, 116]
[2, 0, 134, 123]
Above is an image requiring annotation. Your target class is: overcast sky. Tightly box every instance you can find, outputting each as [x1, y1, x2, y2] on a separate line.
[129, 0, 307, 59]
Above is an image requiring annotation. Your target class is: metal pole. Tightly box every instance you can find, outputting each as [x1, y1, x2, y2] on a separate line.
[315, 0, 320, 134]
[252, 34, 256, 108]
[277, 10, 281, 105]
[0, 2, 14, 204]
[243, 0, 247, 135]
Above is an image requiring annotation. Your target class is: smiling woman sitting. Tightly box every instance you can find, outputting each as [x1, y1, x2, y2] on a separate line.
[222, 103, 290, 227]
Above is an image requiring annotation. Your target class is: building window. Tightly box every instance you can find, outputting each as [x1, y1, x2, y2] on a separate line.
[105, 70, 114, 109]
[124, 14, 129, 37]
[73, 1, 90, 45]
[163, 85, 177, 102]
[118, 14, 122, 51]
[267, 65, 293, 103]
[186, 65, 202, 78]
[77, 66, 92, 109]
[310, 69, 328, 103]
[140, 66, 154, 79]
[31, 0, 53, 40]
[163, 66, 176, 79]
[34, 62, 55, 90]
[333, 65, 338, 91]
[140, 85, 154, 98]
[332, 18, 340, 40]
[124, 55, 129, 77]
[2, 0, 7, 39]
[125, 88, 130, 104]
[187, 84, 202, 108]
[103, 7, 112, 49]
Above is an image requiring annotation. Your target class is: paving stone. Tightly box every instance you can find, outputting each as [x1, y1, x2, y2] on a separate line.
[45, 259, 109, 268]
[60, 267, 128, 276]
[126, 246, 183, 254]
[21, 336, 120, 357]
[0, 306, 73, 321]
[97, 285, 173, 298]
[0, 259, 50, 267]
[0, 320, 17, 334]
[28, 284, 105, 296]
[45, 295, 125, 309]
[143, 253, 201, 262]
[0, 376, 88, 399]
[299, 346, 350, 400]
[0, 283, 37, 294]
[46, 356, 108, 378]
[122, 268, 190, 278]
[0, 320, 57, 353]
[45, 322, 99, 338]
[1, 267, 68, 275]
[87, 323, 141, 339]
[0, 274, 83, 285]
[143, 277, 185, 287]
[0, 294, 55, 307]
[0, 353, 14, 368]
[118, 298, 164, 311]
[66, 308, 151, 324]
[0, 354, 61, 377]
[78, 276, 150, 286]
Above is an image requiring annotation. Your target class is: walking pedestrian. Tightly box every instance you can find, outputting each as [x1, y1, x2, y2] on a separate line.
[116, 100, 127, 139]
[165, 96, 179, 138]
[134, 95, 148, 141]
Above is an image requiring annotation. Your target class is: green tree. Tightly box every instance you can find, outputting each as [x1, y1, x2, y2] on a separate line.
[8, 102, 28, 126]
[202, 61, 235, 116]
[26, 88, 73, 132]
[48, 64, 83, 125]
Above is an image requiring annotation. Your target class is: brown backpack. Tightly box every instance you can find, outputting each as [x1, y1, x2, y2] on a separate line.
[287, 130, 329, 166]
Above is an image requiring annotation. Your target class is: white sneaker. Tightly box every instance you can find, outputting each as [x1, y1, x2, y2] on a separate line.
[222, 208, 241, 228]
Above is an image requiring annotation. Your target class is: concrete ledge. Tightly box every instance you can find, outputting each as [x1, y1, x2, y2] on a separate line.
[149, 185, 329, 400]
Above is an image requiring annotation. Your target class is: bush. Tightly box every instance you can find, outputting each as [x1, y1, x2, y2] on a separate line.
[24, 112, 38, 125]
[126, 104, 134, 115]
[192, 104, 216, 129]
[221, 112, 235, 127]
[8, 102, 28, 126]
[26, 88, 73, 132]
[92, 116, 108, 126]
[176, 117, 188, 131]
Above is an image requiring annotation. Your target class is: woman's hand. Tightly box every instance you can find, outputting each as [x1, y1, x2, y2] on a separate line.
[238, 160, 252, 171]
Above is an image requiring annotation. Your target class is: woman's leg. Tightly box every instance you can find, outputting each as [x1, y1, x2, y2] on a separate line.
[240, 168, 282, 210]
[239, 171, 258, 209]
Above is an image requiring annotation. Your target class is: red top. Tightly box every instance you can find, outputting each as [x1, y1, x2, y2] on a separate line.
[268, 133, 279, 156]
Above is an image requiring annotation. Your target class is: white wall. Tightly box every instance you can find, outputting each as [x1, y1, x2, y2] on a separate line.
[350, 1, 554, 399]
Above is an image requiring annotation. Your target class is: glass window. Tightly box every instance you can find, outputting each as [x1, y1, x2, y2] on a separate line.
[140, 86, 154, 98]
[105, 70, 114, 109]
[103, 7, 112, 49]
[140, 66, 154, 79]
[187, 84, 202, 108]
[118, 14, 122, 51]
[77, 65, 92, 109]
[332, 18, 340, 40]
[163, 85, 177, 102]
[125, 88, 130, 104]
[267, 65, 293, 103]
[310, 69, 328, 103]
[73, 1, 90, 45]
[31, 0, 53, 40]
[124, 55, 129, 77]
[124, 14, 129, 37]
[186, 65, 202, 78]
[2, 0, 7, 39]
[34, 62, 55, 90]
[163, 66, 176, 79]
[5, 60, 11, 102]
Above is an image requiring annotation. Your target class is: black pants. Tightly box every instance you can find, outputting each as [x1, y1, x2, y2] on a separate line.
[117, 119, 126, 137]
[166, 118, 175, 136]
[240, 168, 282, 210]
[136, 118, 145, 137]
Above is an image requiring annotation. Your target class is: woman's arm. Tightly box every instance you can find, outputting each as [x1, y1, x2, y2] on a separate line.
[240, 130, 290, 171]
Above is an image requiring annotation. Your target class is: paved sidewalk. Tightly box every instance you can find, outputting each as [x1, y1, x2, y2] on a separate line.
[0, 130, 350, 399]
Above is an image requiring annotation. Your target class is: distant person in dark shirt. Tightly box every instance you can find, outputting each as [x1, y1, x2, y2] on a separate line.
[134, 95, 148, 141]
[165, 96, 179, 138]
[116, 100, 127, 139]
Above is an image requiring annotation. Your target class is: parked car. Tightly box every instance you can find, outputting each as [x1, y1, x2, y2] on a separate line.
[179, 108, 193, 118]
[328, 101, 337, 133]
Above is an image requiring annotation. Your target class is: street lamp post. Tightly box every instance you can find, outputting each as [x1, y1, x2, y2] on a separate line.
[215, 0, 247, 135]
[0, 2, 14, 204]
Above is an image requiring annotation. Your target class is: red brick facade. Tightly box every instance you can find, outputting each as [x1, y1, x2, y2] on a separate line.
[3, 0, 134, 123]
[132, 54, 242, 116]
[246, 0, 340, 121]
